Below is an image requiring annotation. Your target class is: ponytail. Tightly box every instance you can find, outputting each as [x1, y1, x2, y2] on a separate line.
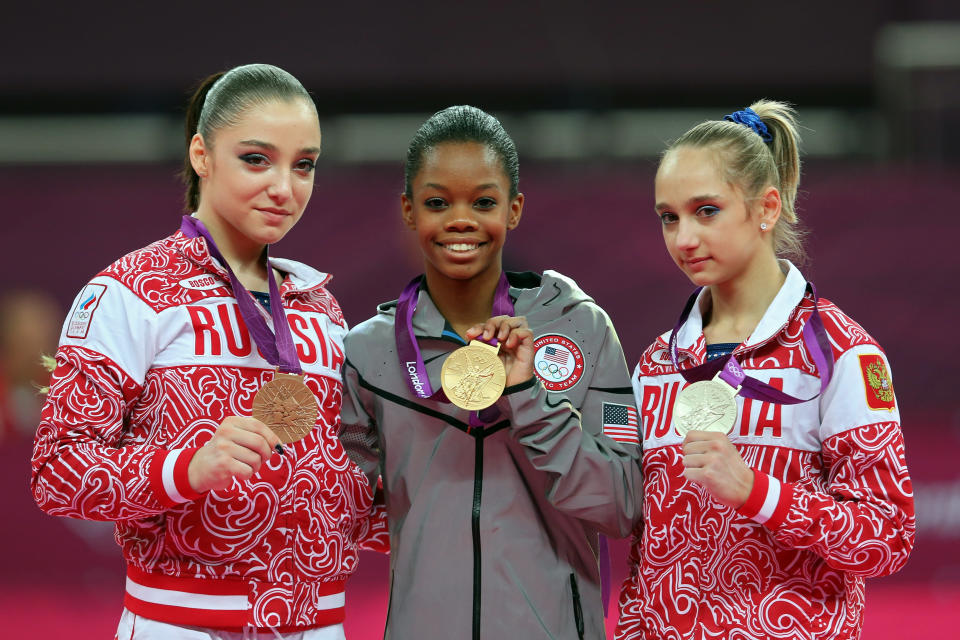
[748, 100, 804, 261]
[181, 71, 225, 212]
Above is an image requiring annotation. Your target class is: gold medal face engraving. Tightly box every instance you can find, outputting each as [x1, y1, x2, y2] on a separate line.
[673, 375, 739, 436]
[252, 372, 318, 444]
[441, 340, 507, 411]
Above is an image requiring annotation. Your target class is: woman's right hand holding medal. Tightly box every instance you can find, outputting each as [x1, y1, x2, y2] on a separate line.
[187, 417, 283, 493]
[464, 315, 534, 387]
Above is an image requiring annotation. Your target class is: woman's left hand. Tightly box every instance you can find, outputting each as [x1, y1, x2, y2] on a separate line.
[465, 315, 534, 387]
[681, 431, 754, 509]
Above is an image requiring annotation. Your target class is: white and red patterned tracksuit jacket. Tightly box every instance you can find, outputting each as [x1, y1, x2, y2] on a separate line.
[31, 229, 388, 632]
[612, 262, 915, 640]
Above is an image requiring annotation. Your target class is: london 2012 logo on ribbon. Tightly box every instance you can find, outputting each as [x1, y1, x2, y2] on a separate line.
[532, 334, 585, 391]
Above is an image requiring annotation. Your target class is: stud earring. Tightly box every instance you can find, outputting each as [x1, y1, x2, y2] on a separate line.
[760, 222, 768, 231]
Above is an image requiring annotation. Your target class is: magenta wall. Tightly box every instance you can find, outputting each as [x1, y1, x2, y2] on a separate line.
[1, 161, 957, 637]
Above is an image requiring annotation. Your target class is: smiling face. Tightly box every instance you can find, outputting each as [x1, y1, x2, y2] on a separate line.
[190, 98, 321, 254]
[655, 146, 779, 288]
[402, 141, 523, 284]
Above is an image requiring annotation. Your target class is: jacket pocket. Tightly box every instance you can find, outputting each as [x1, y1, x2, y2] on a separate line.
[570, 573, 585, 640]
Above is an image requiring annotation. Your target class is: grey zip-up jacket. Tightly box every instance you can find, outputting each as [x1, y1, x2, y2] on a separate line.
[339, 270, 643, 640]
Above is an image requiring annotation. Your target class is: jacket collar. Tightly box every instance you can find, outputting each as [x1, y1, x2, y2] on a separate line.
[671, 260, 807, 352]
[409, 286, 449, 339]
[175, 229, 331, 297]
[379, 270, 592, 340]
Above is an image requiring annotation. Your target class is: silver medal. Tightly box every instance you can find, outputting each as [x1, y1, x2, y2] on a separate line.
[673, 373, 739, 436]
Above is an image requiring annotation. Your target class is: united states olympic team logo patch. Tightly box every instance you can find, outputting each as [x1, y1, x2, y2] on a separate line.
[532, 334, 585, 391]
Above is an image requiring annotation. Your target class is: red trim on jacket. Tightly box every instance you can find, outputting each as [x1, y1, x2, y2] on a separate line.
[125, 566, 347, 631]
[148, 447, 203, 508]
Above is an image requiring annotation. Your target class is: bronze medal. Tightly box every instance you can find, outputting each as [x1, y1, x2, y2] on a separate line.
[440, 340, 507, 411]
[252, 372, 318, 444]
[673, 374, 739, 436]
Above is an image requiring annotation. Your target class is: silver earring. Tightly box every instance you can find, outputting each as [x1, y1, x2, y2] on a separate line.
[760, 222, 768, 231]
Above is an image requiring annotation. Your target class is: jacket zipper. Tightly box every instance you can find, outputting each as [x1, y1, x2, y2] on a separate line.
[676, 293, 813, 366]
[385, 569, 395, 630]
[570, 573, 585, 639]
[472, 433, 484, 640]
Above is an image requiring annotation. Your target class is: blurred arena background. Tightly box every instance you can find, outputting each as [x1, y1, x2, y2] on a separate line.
[1, 2, 958, 637]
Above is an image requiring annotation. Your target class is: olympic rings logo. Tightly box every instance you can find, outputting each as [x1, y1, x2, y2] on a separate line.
[532, 334, 584, 391]
[537, 360, 569, 380]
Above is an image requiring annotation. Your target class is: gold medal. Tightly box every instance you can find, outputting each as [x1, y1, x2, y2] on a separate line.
[252, 372, 318, 444]
[440, 340, 507, 411]
[673, 373, 739, 436]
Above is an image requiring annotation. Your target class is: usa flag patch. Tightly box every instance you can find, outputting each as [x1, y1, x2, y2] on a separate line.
[602, 402, 639, 445]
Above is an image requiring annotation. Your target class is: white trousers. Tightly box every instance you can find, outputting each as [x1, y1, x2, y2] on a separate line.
[115, 609, 347, 640]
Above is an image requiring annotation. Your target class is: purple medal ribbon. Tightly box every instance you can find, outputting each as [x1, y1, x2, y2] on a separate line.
[669, 282, 834, 403]
[394, 272, 513, 404]
[394, 276, 445, 401]
[180, 215, 301, 374]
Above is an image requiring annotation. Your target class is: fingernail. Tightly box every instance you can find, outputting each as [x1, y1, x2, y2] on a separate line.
[275, 444, 285, 455]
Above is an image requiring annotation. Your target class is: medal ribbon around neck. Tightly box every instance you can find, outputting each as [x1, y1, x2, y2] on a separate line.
[181, 215, 301, 374]
[181, 216, 317, 445]
[394, 271, 513, 423]
[669, 282, 834, 403]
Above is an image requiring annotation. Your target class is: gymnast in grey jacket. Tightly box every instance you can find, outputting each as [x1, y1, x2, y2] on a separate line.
[339, 105, 643, 640]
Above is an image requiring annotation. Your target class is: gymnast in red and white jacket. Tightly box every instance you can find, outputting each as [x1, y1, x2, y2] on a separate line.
[613, 101, 915, 640]
[616, 262, 915, 639]
[31, 64, 387, 636]
[31, 229, 387, 631]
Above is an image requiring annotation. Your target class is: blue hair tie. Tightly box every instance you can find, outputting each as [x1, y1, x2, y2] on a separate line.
[723, 108, 773, 143]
